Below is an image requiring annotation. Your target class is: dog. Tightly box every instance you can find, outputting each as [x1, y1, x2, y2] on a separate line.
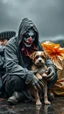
[29, 51, 51, 105]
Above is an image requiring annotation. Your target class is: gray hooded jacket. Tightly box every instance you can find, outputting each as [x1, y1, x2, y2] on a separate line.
[3, 18, 57, 87]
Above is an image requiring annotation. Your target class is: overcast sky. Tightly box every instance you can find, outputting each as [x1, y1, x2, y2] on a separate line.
[0, 0, 64, 41]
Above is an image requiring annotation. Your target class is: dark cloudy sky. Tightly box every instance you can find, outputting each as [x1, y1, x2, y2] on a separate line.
[0, 0, 64, 41]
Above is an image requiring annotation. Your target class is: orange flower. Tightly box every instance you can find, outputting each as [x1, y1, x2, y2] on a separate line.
[41, 41, 64, 70]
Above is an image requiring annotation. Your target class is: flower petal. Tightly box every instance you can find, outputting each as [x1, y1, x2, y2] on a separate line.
[41, 41, 64, 69]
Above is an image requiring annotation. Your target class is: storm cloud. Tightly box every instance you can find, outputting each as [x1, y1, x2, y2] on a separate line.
[0, 0, 64, 41]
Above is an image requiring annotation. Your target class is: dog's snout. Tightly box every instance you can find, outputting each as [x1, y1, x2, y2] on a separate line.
[39, 60, 42, 63]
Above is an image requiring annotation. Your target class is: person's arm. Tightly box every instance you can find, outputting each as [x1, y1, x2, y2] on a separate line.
[45, 59, 58, 89]
[0, 46, 5, 70]
[4, 41, 34, 84]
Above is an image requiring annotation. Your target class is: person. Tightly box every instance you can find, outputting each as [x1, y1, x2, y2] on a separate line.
[3, 18, 57, 104]
[0, 31, 16, 97]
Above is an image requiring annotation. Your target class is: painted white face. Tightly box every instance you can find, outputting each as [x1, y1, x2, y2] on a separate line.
[23, 29, 36, 47]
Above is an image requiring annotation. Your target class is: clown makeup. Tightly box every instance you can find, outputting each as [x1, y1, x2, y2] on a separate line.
[23, 29, 36, 47]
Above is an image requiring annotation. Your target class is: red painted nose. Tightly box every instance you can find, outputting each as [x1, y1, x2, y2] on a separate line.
[28, 37, 33, 43]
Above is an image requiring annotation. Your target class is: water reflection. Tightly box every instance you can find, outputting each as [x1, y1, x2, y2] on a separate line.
[0, 97, 64, 114]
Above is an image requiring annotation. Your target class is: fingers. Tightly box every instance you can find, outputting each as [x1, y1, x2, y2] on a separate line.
[46, 68, 50, 74]
[36, 83, 41, 90]
[39, 81, 44, 88]
[33, 85, 37, 90]
[45, 70, 49, 74]
[33, 83, 41, 90]
[47, 72, 54, 78]
[33, 81, 44, 91]
[48, 75, 54, 80]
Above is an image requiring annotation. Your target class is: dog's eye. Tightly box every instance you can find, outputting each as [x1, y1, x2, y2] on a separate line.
[41, 56, 45, 59]
[35, 56, 39, 59]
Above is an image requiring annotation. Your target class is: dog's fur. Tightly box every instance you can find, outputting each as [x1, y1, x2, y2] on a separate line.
[29, 51, 51, 105]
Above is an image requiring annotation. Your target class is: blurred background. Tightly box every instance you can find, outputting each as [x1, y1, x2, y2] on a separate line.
[0, 0, 64, 43]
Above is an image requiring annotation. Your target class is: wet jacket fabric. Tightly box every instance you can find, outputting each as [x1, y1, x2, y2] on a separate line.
[0, 46, 6, 97]
[3, 18, 57, 88]
[0, 46, 5, 76]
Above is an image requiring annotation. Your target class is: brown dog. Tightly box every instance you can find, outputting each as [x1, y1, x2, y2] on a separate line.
[29, 51, 51, 105]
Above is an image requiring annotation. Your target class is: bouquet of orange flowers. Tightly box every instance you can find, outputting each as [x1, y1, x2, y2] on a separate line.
[41, 41, 64, 70]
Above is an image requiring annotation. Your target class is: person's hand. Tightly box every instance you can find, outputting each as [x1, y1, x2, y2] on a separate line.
[46, 66, 55, 81]
[31, 75, 44, 90]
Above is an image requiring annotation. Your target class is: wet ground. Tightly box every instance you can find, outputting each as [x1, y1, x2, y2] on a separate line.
[0, 97, 64, 114]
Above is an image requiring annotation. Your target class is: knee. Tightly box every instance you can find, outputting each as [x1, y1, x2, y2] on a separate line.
[14, 76, 25, 88]
[13, 76, 26, 93]
[5, 76, 26, 96]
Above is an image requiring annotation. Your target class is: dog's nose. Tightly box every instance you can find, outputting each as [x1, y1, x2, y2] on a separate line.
[39, 60, 42, 63]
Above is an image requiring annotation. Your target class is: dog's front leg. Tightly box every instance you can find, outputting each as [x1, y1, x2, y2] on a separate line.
[44, 80, 51, 105]
[32, 89, 42, 105]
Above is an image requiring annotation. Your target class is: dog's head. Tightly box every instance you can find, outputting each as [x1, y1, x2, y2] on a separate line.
[30, 51, 47, 67]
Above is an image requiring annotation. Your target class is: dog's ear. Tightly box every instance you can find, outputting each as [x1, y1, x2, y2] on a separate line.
[30, 51, 37, 61]
[43, 51, 49, 60]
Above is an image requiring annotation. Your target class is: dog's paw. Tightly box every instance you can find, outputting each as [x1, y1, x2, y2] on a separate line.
[36, 100, 42, 105]
[44, 100, 51, 105]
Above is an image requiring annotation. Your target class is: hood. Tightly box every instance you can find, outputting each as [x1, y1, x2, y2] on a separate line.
[18, 18, 39, 46]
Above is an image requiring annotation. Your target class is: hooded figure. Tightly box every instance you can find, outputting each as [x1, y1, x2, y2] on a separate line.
[3, 18, 57, 104]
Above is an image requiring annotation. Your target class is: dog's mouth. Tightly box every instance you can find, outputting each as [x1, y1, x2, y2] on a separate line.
[35, 59, 45, 67]
[36, 62, 45, 67]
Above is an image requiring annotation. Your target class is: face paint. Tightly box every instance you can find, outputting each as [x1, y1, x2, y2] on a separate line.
[23, 29, 36, 47]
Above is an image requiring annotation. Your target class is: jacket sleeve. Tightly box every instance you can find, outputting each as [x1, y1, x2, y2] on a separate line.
[4, 41, 34, 84]
[45, 59, 58, 89]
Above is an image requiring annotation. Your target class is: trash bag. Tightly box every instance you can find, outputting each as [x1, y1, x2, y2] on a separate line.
[50, 78, 64, 96]
[50, 61, 64, 96]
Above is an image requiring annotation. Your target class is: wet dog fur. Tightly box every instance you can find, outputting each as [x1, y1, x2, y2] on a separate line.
[29, 51, 51, 105]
